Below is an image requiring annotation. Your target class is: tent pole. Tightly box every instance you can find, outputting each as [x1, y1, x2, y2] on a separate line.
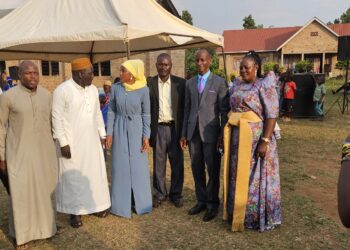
[125, 41, 130, 59]
[220, 46, 228, 82]
[89, 41, 95, 63]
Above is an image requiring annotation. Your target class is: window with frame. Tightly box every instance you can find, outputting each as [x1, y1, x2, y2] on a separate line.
[93, 61, 111, 76]
[41, 61, 59, 76]
[0, 61, 6, 72]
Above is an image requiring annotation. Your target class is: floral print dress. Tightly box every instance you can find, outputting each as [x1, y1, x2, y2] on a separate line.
[227, 75, 281, 231]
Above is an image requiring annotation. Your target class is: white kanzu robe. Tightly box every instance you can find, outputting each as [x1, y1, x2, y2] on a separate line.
[52, 79, 110, 215]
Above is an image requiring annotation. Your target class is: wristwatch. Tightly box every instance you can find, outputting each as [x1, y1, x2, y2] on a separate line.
[260, 137, 270, 143]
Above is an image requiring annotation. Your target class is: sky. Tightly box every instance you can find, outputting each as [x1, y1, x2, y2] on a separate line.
[0, 0, 349, 35]
[172, 0, 350, 34]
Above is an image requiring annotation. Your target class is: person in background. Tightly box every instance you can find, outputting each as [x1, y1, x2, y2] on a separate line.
[282, 74, 296, 122]
[148, 53, 186, 208]
[106, 59, 152, 218]
[102, 80, 112, 125]
[278, 69, 288, 115]
[223, 51, 281, 232]
[0, 71, 11, 92]
[0, 61, 58, 248]
[99, 92, 109, 160]
[103, 80, 112, 96]
[52, 58, 111, 228]
[313, 80, 326, 121]
[113, 77, 120, 84]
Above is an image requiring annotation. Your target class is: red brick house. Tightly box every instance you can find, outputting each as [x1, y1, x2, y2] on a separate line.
[219, 17, 350, 77]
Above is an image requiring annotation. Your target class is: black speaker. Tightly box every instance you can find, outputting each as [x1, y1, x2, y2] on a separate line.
[338, 36, 350, 61]
[291, 73, 318, 118]
[8, 66, 19, 80]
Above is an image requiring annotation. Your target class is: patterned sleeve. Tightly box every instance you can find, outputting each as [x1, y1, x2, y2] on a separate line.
[229, 77, 239, 95]
[259, 75, 279, 119]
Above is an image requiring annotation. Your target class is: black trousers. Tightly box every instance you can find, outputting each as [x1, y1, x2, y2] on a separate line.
[189, 126, 221, 210]
[153, 124, 184, 201]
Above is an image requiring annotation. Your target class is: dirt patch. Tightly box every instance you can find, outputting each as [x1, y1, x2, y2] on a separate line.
[296, 158, 342, 226]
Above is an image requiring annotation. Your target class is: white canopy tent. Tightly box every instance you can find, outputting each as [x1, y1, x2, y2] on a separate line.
[0, 0, 223, 63]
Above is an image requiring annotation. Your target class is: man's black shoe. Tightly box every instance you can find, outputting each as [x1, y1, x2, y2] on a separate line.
[188, 203, 206, 215]
[170, 198, 184, 208]
[203, 209, 218, 222]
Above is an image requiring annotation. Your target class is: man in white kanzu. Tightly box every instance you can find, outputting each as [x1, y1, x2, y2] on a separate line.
[52, 58, 111, 228]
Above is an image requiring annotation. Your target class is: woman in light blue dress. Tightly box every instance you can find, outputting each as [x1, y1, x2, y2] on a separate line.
[106, 59, 152, 218]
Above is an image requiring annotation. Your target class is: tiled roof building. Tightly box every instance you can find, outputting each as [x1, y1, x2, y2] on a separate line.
[220, 17, 350, 77]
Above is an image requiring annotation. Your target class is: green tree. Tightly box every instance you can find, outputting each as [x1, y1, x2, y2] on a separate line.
[181, 10, 223, 79]
[340, 8, 350, 23]
[334, 18, 340, 24]
[336, 61, 350, 70]
[243, 14, 256, 29]
[295, 60, 313, 73]
[181, 10, 193, 25]
[263, 62, 279, 74]
[242, 14, 263, 29]
[181, 10, 196, 78]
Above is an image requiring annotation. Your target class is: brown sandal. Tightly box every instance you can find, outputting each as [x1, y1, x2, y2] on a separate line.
[94, 209, 109, 218]
[70, 215, 83, 228]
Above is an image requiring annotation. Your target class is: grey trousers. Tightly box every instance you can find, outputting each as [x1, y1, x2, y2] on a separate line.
[188, 126, 221, 210]
[153, 124, 184, 201]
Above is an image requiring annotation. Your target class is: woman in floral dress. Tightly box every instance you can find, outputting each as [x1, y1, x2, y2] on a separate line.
[223, 51, 281, 232]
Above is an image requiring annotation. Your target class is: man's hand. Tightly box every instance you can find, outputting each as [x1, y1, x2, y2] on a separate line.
[106, 135, 113, 150]
[0, 160, 7, 175]
[141, 138, 150, 153]
[100, 138, 106, 148]
[180, 137, 188, 150]
[61, 145, 72, 159]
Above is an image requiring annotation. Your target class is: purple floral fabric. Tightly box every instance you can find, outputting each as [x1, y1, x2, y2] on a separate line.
[227, 75, 281, 231]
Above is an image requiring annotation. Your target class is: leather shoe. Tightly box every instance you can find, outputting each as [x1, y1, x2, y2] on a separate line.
[170, 198, 184, 208]
[203, 209, 218, 222]
[152, 196, 165, 208]
[188, 203, 206, 215]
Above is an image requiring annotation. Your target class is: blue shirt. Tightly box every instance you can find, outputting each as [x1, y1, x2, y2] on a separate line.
[197, 70, 211, 90]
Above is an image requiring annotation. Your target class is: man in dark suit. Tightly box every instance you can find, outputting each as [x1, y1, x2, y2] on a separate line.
[148, 53, 186, 208]
[180, 49, 229, 221]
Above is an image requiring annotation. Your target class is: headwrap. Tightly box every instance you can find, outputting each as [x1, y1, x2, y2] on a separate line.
[104, 80, 112, 86]
[71, 58, 92, 71]
[121, 59, 147, 91]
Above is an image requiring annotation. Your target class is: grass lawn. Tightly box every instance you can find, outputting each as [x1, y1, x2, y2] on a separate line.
[1, 77, 350, 249]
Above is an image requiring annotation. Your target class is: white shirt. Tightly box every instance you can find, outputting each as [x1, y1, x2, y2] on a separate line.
[158, 76, 173, 122]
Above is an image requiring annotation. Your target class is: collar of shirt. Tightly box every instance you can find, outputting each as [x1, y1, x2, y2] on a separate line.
[19, 83, 37, 94]
[197, 70, 211, 85]
[71, 78, 86, 90]
[158, 76, 171, 85]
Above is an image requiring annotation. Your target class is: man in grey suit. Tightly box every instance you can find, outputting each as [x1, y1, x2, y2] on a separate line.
[180, 49, 229, 222]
